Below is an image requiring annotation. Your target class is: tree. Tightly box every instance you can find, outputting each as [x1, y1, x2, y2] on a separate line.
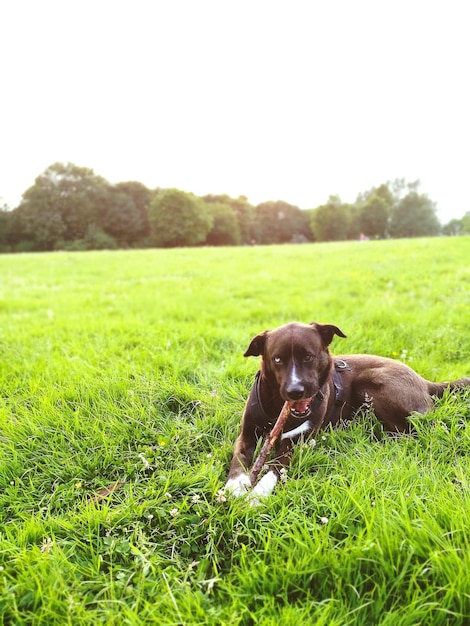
[0, 204, 15, 251]
[461, 211, 470, 235]
[253, 201, 311, 244]
[389, 177, 420, 201]
[310, 196, 352, 242]
[354, 180, 443, 239]
[228, 195, 256, 244]
[112, 181, 151, 241]
[442, 219, 463, 236]
[15, 162, 110, 248]
[357, 184, 394, 238]
[204, 201, 241, 245]
[203, 194, 255, 244]
[148, 189, 213, 247]
[389, 192, 441, 238]
[14, 197, 66, 251]
[100, 182, 151, 246]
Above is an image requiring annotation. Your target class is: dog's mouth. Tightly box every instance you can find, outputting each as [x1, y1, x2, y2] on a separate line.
[290, 398, 313, 419]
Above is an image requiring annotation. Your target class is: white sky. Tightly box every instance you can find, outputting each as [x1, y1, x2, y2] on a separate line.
[1, 0, 469, 222]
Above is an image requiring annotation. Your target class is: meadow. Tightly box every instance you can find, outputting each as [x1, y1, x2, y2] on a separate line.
[0, 237, 469, 625]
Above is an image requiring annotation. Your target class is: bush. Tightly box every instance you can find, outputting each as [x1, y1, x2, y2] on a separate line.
[14, 239, 37, 253]
[84, 226, 118, 250]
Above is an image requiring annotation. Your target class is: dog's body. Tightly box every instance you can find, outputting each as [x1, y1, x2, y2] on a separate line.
[226, 322, 470, 501]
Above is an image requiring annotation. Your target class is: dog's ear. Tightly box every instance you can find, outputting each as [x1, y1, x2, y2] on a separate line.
[244, 331, 268, 357]
[311, 322, 347, 346]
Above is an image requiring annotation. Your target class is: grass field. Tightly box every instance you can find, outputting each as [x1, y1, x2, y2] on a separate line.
[1, 237, 470, 625]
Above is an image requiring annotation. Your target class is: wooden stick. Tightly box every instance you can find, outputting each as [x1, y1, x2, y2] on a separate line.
[249, 401, 293, 486]
[91, 481, 126, 503]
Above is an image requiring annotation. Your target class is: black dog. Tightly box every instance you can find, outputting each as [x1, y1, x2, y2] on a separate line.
[225, 322, 470, 501]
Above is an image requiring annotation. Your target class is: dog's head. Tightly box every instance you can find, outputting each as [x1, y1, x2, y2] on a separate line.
[244, 321, 346, 418]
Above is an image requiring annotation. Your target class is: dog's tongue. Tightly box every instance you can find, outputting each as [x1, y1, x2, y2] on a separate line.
[292, 398, 312, 414]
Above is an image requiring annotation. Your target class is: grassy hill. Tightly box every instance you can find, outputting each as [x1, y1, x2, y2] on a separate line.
[1, 237, 469, 624]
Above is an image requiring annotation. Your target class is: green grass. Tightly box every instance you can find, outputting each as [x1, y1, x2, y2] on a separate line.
[0, 237, 469, 624]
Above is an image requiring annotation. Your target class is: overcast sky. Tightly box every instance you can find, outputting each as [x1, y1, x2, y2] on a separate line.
[1, 0, 469, 222]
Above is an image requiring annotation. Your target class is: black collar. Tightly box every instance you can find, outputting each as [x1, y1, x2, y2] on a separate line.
[330, 359, 350, 424]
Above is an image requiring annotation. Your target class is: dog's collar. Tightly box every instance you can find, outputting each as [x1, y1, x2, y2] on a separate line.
[333, 359, 350, 404]
[247, 371, 274, 427]
[248, 359, 350, 429]
[330, 358, 350, 424]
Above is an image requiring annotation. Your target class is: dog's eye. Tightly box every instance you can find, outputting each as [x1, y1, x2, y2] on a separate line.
[304, 354, 314, 362]
[273, 356, 282, 365]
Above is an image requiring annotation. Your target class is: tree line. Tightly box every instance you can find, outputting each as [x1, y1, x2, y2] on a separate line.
[1, 162, 469, 252]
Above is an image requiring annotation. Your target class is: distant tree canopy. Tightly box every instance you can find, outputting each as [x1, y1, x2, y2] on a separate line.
[0, 165, 467, 252]
[358, 184, 394, 239]
[15, 163, 108, 249]
[253, 201, 312, 244]
[148, 189, 213, 247]
[202, 194, 249, 245]
[309, 179, 444, 242]
[389, 192, 440, 238]
[106, 181, 151, 244]
[462, 212, 470, 234]
[311, 196, 352, 242]
[7, 163, 153, 251]
[204, 201, 242, 246]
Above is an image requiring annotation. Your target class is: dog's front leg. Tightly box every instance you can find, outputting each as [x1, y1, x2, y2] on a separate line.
[225, 421, 259, 496]
[249, 439, 294, 503]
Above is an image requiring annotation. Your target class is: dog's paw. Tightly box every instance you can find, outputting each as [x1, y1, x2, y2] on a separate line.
[252, 470, 278, 498]
[247, 471, 278, 506]
[246, 493, 263, 507]
[224, 474, 251, 497]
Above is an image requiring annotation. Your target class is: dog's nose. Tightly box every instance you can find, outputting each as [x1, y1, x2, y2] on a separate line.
[286, 384, 305, 400]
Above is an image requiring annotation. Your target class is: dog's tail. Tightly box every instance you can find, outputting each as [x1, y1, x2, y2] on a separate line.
[428, 377, 470, 398]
